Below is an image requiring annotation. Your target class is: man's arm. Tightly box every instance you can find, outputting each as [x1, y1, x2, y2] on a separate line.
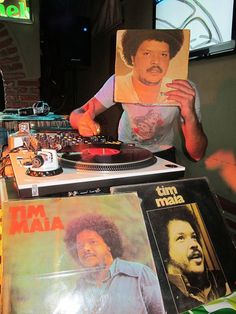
[140, 265, 166, 314]
[166, 79, 208, 161]
[69, 97, 107, 136]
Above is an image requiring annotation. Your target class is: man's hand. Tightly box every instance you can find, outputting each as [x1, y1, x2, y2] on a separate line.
[165, 79, 196, 120]
[165, 79, 208, 161]
[77, 112, 100, 137]
[69, 98, 106, 137]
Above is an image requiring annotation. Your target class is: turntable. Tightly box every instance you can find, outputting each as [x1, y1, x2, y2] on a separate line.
[9, 144, 185, 198]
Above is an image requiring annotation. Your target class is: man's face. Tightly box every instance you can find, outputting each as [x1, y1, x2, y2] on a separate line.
[131, 40, 170, 86]
[76, 229, 112, 268]
[167, 220, 204, 275]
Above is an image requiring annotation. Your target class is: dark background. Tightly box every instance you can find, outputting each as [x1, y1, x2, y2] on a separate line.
[39, 0, 126, 138]
[40, 0, 122, 112]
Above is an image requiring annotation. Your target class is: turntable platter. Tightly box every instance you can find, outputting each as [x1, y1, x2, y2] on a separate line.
[60, 145, 157, 171]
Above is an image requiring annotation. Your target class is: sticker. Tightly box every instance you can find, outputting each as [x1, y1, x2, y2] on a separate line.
[31, 185, 39, 197]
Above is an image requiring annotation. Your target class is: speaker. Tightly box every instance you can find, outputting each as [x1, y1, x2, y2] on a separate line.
[46, 15, 91, 67]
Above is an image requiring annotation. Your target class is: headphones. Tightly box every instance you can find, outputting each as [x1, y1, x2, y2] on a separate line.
[32, 101, 50, 116]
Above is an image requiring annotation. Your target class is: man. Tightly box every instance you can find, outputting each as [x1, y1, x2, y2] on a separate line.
[70, 29, 207, 162]
[60, 213, 165, 314]
[151, 205, 229, 313]
[114, 29, 186, 104]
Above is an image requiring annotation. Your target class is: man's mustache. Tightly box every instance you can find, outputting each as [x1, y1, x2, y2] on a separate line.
[188, 248, 203, 260]
[146, 66, 163, 73]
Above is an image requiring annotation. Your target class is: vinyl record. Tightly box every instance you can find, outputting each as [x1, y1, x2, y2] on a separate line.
[60, 144, 157, 171]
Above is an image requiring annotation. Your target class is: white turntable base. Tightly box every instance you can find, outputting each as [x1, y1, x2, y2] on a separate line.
[9, 151, 185, 198]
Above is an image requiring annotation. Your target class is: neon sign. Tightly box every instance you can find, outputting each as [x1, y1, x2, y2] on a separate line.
[0, 0, 30, 21]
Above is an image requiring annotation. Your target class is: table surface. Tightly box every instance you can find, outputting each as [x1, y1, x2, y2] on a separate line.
[0, 112, 68, 121]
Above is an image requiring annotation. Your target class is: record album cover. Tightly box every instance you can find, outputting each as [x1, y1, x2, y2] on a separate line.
[1, 192, 165, 314]
[111, 177, 236, 313]
[114, 29, 190, 105]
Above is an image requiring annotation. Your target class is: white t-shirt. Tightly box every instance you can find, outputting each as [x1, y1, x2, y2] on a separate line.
[95, 75, 201, 152]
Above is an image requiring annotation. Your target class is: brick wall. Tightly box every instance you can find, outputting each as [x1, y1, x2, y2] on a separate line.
[0, 22, 40, 109]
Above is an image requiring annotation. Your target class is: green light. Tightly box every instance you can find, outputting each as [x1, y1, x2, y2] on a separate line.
[0, 0, 30, 20]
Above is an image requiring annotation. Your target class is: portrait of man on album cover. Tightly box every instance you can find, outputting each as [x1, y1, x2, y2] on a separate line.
[147, 203, 231, 313]
[4, 194, 165, 314]
[114, 29, 190, 105]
